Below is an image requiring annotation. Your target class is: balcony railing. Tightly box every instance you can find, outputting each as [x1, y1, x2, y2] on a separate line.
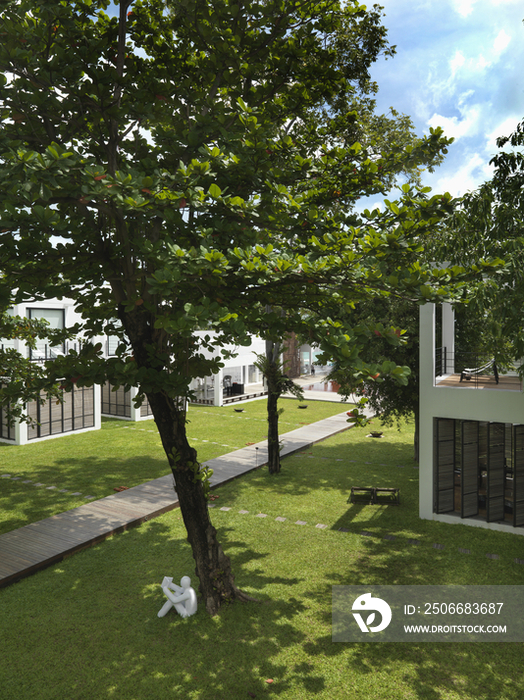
[435, 348, 522, 390]
[29, 341, 83, 363]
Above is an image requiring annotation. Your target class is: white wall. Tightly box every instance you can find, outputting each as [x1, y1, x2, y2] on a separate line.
[419, 303, 524, 533]
[193, 331, 266, 369]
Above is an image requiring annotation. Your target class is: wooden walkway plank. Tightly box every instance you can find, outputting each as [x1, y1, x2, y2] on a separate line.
[0, 410, 355, 588]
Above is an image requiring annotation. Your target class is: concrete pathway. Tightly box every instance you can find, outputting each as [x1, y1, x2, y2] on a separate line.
[0, 410, 355, 588]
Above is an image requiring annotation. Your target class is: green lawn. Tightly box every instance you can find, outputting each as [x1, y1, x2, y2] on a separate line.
[0, 398, 348, 535]
[1, 413, 523, 700]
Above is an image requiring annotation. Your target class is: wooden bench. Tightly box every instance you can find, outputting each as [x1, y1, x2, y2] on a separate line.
[349, 486, 400, 506]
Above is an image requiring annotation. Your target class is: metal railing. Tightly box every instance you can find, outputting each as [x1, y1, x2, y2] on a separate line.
[433, 348, 522, 388]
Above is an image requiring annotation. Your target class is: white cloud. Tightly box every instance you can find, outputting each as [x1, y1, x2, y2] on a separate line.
[427, 103, 481, 140]
[493, 29, 511, 54]
[452, 0, 478, 17]
[485, 117, 520, 151]
[453, 0, 520, 18]
[430, 153, 494, 197]
[450, 51, 466, 78]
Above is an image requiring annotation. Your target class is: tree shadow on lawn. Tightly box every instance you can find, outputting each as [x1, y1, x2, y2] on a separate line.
[213, 436, 420, 536]
[222, 435, 417, 499]
[0, 517, 328, 700]
[0, 454, 169, 535]
[295, 541, 524, 700]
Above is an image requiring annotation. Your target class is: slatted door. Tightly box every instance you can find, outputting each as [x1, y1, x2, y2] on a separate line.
[487, 422, 505, 522]
[434, 418, 455, 513]
[513, 424, 524, 527]
[461, 421, 479, 518]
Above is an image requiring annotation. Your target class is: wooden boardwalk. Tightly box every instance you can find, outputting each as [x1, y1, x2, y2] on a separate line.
[0, 410, 354, 588]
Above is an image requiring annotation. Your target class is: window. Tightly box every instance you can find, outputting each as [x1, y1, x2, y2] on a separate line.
[28, 308, 65, 361]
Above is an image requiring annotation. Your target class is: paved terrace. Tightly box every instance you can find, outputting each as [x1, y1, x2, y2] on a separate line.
[0, 409, 358, 588]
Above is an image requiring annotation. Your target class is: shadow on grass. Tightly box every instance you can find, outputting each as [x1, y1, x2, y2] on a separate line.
[2, 482, 523, 699]
[292, 554, 524, 700]
[0, 454, 169, 536]
[0, 516, 326, 700]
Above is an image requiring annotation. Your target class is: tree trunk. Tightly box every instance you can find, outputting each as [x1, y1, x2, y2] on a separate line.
[146, 391, 252, 615]
[121, 307, 254, 615]
[265, 340, 282, 474]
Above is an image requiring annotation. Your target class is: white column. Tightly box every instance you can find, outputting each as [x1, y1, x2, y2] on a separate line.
[441, 302, 455, 375]
[93, 384, 102, 429]
[15, 414, 28, 445]
[214, 369, 223, 406]
[129, 387, 143, 421]
[419, 303, 435, 520]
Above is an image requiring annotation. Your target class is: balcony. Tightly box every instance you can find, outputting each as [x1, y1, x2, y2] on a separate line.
[435, 349, 522, 391]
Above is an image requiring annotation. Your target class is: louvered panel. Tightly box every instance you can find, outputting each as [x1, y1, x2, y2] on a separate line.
[461, 421, 479, 518]
[513, 425, 524, 527]
[462, 492, 478, 516]
[435, 418, 455, 513]
[487, 422, 505, 522]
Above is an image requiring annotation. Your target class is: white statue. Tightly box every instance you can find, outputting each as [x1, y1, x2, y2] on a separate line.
[157, 575, 198, 619]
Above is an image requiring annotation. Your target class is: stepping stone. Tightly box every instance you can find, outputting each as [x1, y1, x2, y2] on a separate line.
[338, 527, 350, 532]
[397, 465, 405, 468]
[275, 516, 286, 522]
[238, 510, 249, 514]
[407, 538, 421, 545]
[22, 480, 33, 484]
[295, 520, 307, 526]
[207, 504, 216, 508]
[58, 489, 68, 493]
[11, 477, 21, 481]
[84, 495, 95, 500]
[360, 531, 374, 537]
[315, 524, 328, 529]
[458, 547, 470, 554]
[486, 553, 500, 560]
[70, 492, 82, 496]
[256, 513, 267, 518]
[220, 507, 231, 511]
[432, 543, 444, 550]
[514, 558, 524, 565]
[46, 486, 57, 490]
[383, 534, 396, 541]
[1, 474, 11, 478]
[34, 483, 46, 487]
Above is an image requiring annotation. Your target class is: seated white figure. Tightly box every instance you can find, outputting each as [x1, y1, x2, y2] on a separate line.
[157, 576, 198, 619]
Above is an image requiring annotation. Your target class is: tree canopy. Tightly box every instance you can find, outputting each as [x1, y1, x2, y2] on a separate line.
[0, 0, 485, 614]
[431, 119, 524, 371]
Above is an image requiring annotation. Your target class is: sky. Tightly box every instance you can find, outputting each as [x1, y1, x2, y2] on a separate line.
[367, 0, 524, 198]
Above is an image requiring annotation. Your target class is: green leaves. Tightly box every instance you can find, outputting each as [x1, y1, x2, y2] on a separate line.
[208, 183, 222, 199]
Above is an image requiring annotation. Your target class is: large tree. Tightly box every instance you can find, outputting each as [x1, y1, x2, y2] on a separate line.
[0, 0, 476, 614]
[430, 119, 524, 370]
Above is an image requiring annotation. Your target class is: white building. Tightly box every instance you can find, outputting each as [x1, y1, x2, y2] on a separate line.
[1, 300, 269, 441]
[188, 331, 267, 406]
[419, 303, 524, 534]
[0, 299, 101, 444]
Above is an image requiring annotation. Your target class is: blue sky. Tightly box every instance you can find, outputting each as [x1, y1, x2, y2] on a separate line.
[368, 0, 524, 198]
